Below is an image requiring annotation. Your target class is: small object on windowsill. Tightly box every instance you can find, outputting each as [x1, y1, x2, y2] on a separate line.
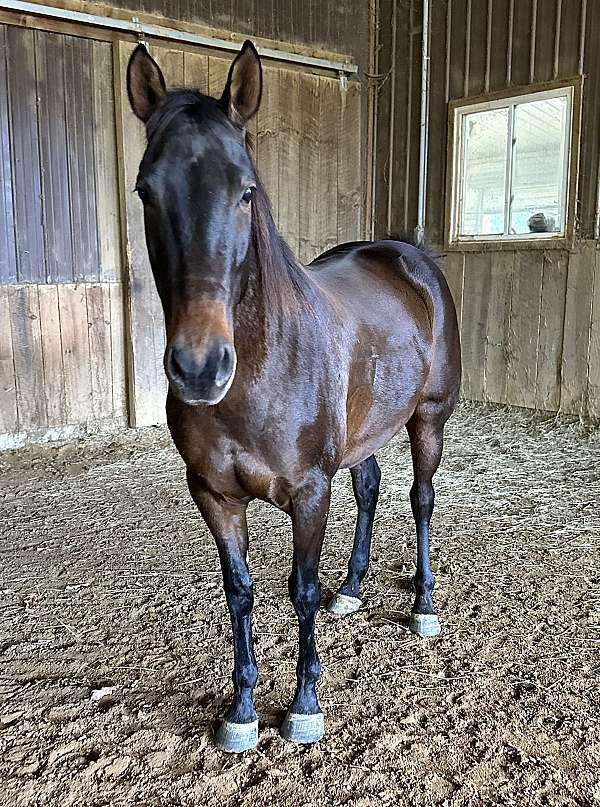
[527, 213, 556, 233]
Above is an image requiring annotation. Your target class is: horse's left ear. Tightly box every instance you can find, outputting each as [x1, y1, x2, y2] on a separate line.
[127, 44, 166, 123]
[221, 40, 262, 126]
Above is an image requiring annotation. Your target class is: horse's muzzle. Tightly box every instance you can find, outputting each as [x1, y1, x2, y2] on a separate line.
[165, 338, 237, 405]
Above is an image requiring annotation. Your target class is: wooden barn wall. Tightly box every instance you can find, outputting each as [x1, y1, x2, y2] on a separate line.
[0, 6, 364, 442]
[0, 24, 127, 445]
[375, 0, 600, 421]
[82, 0, 370, 75]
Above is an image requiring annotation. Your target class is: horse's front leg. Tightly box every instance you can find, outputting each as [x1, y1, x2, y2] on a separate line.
[281, 473, 331, 745]
[187, 470, 258, 753]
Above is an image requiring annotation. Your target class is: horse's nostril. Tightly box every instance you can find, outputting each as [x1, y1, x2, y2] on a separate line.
[168, 348, 187, 382]
[215, 343, 235, 388]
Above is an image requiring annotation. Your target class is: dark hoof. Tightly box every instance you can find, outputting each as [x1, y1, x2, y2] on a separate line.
[327, 592, 362, 616]
[215, 718, 258, 753]
[280, 711, 324, 744]
[409, 613, 441, 637]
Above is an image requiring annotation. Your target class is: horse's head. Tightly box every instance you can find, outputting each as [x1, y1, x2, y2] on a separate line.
[127, 41, 262, 405]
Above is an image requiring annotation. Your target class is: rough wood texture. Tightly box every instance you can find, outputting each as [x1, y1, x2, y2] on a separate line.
[484, 252, 513, 404]
[278, 68, 301, 255]
[536, 251, 568, 412]
[0, 26, 16, 284]
[560, 243, 595, 416]
[0, 286, 17, 433]
[8, 285, 46, 430]
[36, 31, 73, 283]
[460, 253, 491, 402]
[38, 284, 67, 426]
[7, 27, 45, 284]
[506, 253, 544, 410]
[337, 79, 362, 243]
[93, 39, 121, 283]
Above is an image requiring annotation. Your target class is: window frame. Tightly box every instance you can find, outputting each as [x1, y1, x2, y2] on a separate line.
[444, 77, 583, 252]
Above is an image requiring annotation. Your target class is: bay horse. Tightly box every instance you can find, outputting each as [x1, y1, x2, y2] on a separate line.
[126, 40, 461, 753]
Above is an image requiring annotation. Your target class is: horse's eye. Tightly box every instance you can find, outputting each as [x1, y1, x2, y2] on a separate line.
[241, 187, 253, 205]
[136, 186, 149, 204]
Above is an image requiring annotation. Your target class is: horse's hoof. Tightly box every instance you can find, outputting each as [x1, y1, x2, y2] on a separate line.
[215, 718, 258, 753]
[409, 612, 441, 637]
[327, 592, 362, 616]
[280, 711, 324, 744]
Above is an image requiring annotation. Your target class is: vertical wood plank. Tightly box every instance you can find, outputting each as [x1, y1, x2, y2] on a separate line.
[449, 0, 468, 99]
[86, 283, 113, 420]
[337, 78, 362, 244]
[0, 286, 17, 434]
[511, 0, 533, 86]
[489, 0, 510, 91]
[0, 25, 17, 284]
[317, 76, 339, 255]
[506, 252, 544, 409]
[278, 68, 301, 257]
[65, 35, 100, 282]
[109, 282, 127, 420]
[468, 0, 488, 96]
[38, 284, 66, 426]
[560, 243, 594, 415]
[257, 65, 280, 226]
[587, 248, 600, 421]
[442, 252, 465, 332]
[208, 55, 230, 99]
[298, 73, 320, 263]
[557, 0, 582, 77]
[535, 251, 567, 411]
[533, 0, 556, 83]
[7, 26, 45, 284]
[485, 252, 513, 404]
[460, 253, 491, 402]
[36, 31, 73, 284]
[184, 50, 209, 94]
[8, 285, 46, 430]
[579, 3, 600, 238]
[93, 40, 121, 283]
[427, 0, 449, 245]
[58, 284, 93, 424]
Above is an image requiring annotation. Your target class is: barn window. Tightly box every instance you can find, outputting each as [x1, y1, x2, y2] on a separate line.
[448, 85, 576, 244]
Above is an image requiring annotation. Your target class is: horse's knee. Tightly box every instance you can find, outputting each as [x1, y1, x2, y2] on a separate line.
[224, 579, 254, 617]
[288, 574, 320, 621]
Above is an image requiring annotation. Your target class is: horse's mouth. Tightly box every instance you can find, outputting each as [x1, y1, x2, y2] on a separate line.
[167, 363, 237, 407]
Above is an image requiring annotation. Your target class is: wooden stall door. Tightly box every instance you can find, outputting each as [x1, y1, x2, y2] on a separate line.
[117, 40, 362, 427]
[0, 24, 126, 447]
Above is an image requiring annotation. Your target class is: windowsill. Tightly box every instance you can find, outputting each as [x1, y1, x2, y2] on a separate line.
[444, 235, 570, 252]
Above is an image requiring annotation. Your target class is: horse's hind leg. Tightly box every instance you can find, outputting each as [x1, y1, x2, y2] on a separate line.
[406, 404, 447, 637]
[327, 455, 381, 616]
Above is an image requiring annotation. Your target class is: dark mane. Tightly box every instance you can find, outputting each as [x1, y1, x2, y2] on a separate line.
[249, 171, 312, 314]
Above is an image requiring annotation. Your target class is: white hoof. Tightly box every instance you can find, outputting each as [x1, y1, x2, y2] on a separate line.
[409, 613, 441, 637]
[327, 592, 362, 616]
[215, 718, 258, 753]
[280, 711, 324, 744]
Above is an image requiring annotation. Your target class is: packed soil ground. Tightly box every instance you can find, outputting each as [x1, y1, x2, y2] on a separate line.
[1, 403, 599, 807]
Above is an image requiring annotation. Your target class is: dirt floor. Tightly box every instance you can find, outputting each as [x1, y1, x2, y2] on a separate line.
[1, 402, 599, 807]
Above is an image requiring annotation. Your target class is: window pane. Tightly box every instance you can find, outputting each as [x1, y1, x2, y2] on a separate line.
[458, 108, 509, 236]
[510, 97, 568, 235]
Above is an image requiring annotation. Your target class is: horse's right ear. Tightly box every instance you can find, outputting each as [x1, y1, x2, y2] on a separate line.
[127, 44, 166, 123]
